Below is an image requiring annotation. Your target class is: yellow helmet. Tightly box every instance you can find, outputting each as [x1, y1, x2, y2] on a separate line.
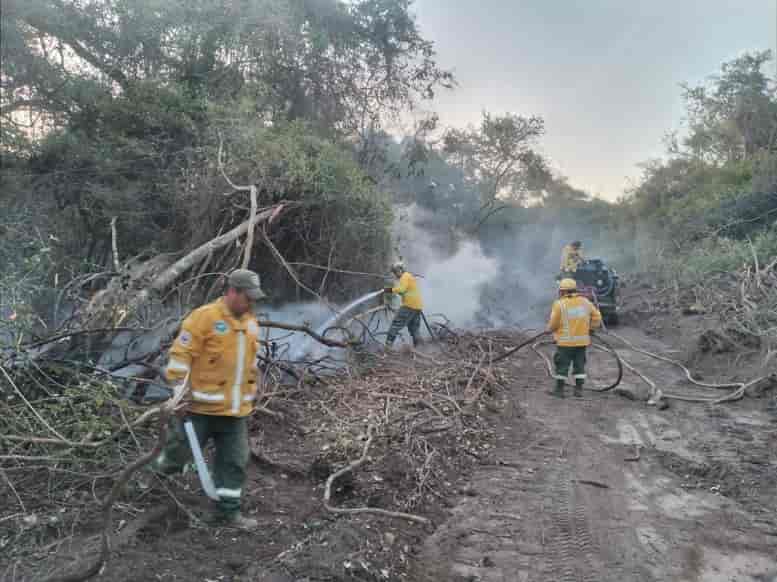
[559, 278, 577, 292]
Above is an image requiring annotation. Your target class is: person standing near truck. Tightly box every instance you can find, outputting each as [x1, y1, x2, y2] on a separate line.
[560, 240, 584, 277]
[546, 278, 602, 398]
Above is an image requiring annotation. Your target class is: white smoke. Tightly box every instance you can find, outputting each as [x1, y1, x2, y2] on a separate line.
[391, 204, 499, 328]
[256, 301, 334, 360]
[254, 203, 637, 356]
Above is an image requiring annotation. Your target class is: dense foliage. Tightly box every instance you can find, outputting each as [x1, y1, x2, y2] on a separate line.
[1, 0, 453, 306]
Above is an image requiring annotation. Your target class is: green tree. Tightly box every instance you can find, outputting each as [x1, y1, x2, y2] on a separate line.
[682, 50, 777, 163]
[441, 111, 550, 228]
[0, 0, 450, 299]
[1, 0, 453, 145]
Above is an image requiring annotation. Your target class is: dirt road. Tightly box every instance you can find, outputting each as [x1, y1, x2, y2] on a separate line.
[413, 327, 777, 581]
[14, 326, 775, 582]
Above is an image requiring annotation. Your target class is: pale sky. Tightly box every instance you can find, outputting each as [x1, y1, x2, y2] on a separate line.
[413, 0, 775, 200]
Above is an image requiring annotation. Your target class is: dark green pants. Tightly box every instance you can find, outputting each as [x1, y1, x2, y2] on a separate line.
[153, 414, 249, 517]
[554, 346, 587, 387]
[386, 306, 422, 346]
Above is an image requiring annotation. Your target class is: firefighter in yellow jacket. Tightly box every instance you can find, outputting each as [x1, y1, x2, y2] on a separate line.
[153, 269, 265, 529]
[560, 240, 584, 276]
[384, 261, 423, 347]
[546, 278, 602, 398]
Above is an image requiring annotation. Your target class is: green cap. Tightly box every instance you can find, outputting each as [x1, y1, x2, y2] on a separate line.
[228, 269, 266, 300]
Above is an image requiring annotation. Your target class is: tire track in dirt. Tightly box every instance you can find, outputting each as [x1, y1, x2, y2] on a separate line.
[413, 393, 648, 581]
[413, 325, 776, 582]
[413, 341, 659, 582]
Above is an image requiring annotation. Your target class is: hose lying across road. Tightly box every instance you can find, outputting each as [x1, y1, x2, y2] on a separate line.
[310, 299, 766, 405]
[488, 331, 624, 393]
[601, 330, 771, 405]
[486, 328, 770, 404]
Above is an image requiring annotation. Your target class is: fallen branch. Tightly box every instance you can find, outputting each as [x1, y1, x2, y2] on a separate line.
[323, 425, 430, 525]
[218, 137, 260, 270]
[242, 185, 258, 268]
[110, 217, 121, 274]
[1, 406, 160, 449]
[0, 364, 67, 441]
[259, 227, 332, 308]
[129, 203, 291, 310]
[39, 380, 189, 582]
[259, 319, 352, 348]
[287, 262, 389, 279]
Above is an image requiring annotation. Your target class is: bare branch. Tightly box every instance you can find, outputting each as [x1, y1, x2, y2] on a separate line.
[323, 425, 431, 525]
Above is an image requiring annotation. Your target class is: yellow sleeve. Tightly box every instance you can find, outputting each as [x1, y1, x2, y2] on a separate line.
[547, 301, 561, 332]
[392, 272, 410, 295]
[590, 302, 603, 329]
[164, 310, 206, 384]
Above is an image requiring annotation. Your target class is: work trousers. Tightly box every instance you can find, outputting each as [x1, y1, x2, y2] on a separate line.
[153, 414, 249, 518]
[553, 345, 587, 386]
[386, 306, 422, 346]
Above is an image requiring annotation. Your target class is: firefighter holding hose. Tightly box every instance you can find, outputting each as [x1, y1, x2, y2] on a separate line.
[152, 269, 265, 529]
[546, 278, 602, 398]
[384, 261, 424, 348]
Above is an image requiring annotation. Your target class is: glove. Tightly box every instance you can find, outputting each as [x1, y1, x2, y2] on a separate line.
[383, 287, 393, 294]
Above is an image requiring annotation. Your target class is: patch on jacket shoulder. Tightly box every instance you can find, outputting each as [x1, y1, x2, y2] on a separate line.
[214, 320, 229, 335]
[565, 306, 590, 318]
[247, 321, 259, 336]
[177, 331, 192, 346]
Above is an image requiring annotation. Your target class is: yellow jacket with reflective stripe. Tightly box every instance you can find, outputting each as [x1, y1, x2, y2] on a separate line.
[548, 294, 602, 347]
[392, 272, 423, 310]
[164, 298, 260, 417]
[560, 245, 584, 272]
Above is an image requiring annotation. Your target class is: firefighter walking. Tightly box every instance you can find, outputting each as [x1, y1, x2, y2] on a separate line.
[546, 278, 602, 398]
[153, 269, 266, 529]
[384, 261, 424, 348]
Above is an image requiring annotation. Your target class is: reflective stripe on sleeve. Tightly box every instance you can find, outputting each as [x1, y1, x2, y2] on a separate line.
[192, 391, 225, 402]
[232, 332, 246, 414]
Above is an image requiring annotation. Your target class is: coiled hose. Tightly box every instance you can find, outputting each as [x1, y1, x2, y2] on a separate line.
[489, 331, 623, 392]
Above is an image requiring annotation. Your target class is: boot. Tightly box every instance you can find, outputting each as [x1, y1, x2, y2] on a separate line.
[551, 380, 565, 398]
[574, 381, 584, 398]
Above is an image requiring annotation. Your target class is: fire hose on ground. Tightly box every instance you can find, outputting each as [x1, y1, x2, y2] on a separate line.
[284, 288, 767, 405]
[488, 330, 624, 392]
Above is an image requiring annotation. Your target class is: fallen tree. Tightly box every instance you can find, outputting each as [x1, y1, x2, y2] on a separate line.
[84, 203, 291, 329]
